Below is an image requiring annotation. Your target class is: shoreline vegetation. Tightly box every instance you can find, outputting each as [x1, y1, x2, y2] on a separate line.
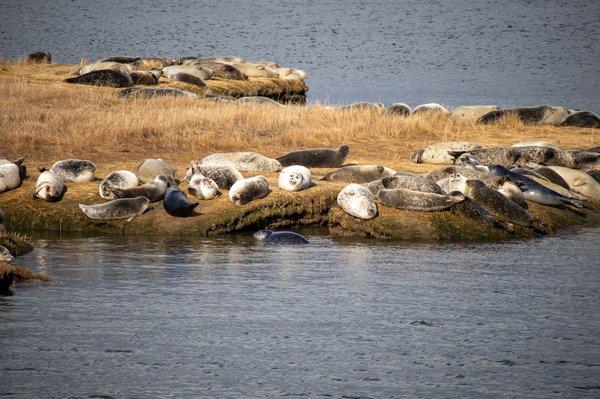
[1, 60, 599, 243]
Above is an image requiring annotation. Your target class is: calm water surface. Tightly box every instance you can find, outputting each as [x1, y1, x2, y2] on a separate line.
[1, 228, 599, 398]
[1, 0, 599, 111]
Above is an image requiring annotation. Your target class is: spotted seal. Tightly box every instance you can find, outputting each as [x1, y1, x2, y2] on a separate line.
[135, 159, 176, 184]
[182, 60, 247, 80]
[477, 105, 570, 125]
[383, 103, 411, 116]
[560, 111, 600, 128]
[277, 145, 350, 168]
[163, 187, 199, 217]
[98, 56, 141, 64]
[381, 175, 445, 194]
[324, 165, 396, 183]
[185, 161, 242, 190]
[337, 184, 378, 219]
[78, 62, 136, 75]
[22, 51, 51, 64]
[65, 70, 133, 88]
[110, 175, 175, 203]
[34, 171, 65, 202]
[412, 103, 449, 114]
[99, 170, 139, 199]
[238, 96, 283, 106]
[229, 176, 270, 205]
[254, 230, 309, 244]
[411, 141, 482, 165]
[187, 174, 219, 200]
[0, 245, 14, 263]
[48, 159, 96, 183]
[278, 165, 312, 191]
[118, 87, 199, 99]
[425, 166, 499, 189]
[0, 157, 26, 193]
[377, 188, 464, 211]
[200, 152, 281, 172]
[79, 197, 151, 221]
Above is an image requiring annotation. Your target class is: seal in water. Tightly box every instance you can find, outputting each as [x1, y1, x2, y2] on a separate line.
[118, 87, 199, 99]
[324, 165, 396, 183]
[65, 70, 133, 88]
[412, 103, 449, 114]
[560, 111, 600, 128]
[383, 103, 411, 116]
[49, 159, 96, 183]
[0, 157, 26, 194]
[229, 176, 270, 205]
[546, 166, 600, 201]
[185, 161, 242, 190]
[135, 159, 176, 184]
[129, 70, 162, 85]
[0, 245, 14, 263]
[254, 230, 309, 244]
[200, 152, 281, 172]
[278, 165, 312, 192]
[163, 187, 199, 217]
[337, 183, 378, 219]
[79, 197, 151, 220]
[377, 188, 464, 211]
[187, 174, 219, 200]
[381, 175, 446, 194]
[496, 177, 527, 209]
[23, 51, 51, 64]
[99, 170, 139, 199]
[277, 145, 350, 168]
[411, 141, 482, 165]
[34, 171, 65, 202]
[110, 175, 175, 203]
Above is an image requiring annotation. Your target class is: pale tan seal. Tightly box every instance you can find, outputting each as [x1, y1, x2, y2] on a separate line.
[78, 62, 136, 75]
[133, 58, 175, 70]
[135, 159, 176, 184]
[412, 103, 449, 114]
[451, 105, 499, 120]
[231, 62, 279, 78]
[201, 152, 281, 172]
[411, 141, 482, 164]
[546, 166, 600, 201]
[337, 184, 377, 219]
[229, 176, 270, 205]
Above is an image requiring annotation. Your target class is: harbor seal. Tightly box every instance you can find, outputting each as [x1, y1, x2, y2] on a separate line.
[135, 159, 176, 184]
[477, 105, 570, 125]
[229, 176, 270, 205]
[110, 175, 175, 203]
[586, 170, 600, 184]
[450, 195, 513, 231]
[163, 187, 199, 217]
[162, 65, 212, 81]
[185, 161, 242, 190]
[65, 70, 133, 88]
[377, 188, 464, 211]
[78, 62, 136, 75]
[277, 145, 350, 168]
[0, 158, 26, 193]
[0, 246, 14, 263]
[560, 111, 600, 128]
[34, 171, 65, 202]
[22, 51, 51, 64]
[199, 56, 245, 64]
[187, 174, 219, 200]
[497, 178, 527, 209]
[447, 148, 509, 167]
[340, 102, 385, 113]
[99, 170, 139, 199]
[168, 72, 209, 89]
[510, 141, 557, 149]
[118, 87, 199, 99]
[49, 159, 96, 183]
[383, 103, 411, 116]
[451, 105, 499, 120]
[238, 96, 283, 106]
[182, 60, 248, 80]
[324, 165, 396, 183]
[381, 175, 446, 194]
[133, 58, 175, 70]
[129, 69, 162, 85]
[411, 141, 482, 164]
[200, 152, 281, 172]
[412, 103, 449, 114]
[527, 166, 570, 189]
[254, 230, 309, 244]
[337, 184, 377, 219]
[278, 165, 312, 191]
[79, 197, 151, 221]
[425, 166, 499, 189]
[231, 62, 279, 78]
[98, 56, 141, 64]
[454, 153, 489, 172]
[273, 67, 308, 80]
[546, 166, 600, 201]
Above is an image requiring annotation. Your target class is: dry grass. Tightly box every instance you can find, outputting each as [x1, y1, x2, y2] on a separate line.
[0, 61, 598, 175]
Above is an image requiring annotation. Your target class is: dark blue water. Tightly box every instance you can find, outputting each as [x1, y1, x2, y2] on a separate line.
[1, 0, 599, 111]
[1, 228, 599, 398]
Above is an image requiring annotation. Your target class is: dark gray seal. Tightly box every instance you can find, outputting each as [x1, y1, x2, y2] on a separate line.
[560, 111, 600, 128]
[163, 187, 199, 217]
[23, 51, 51, 64]
[384, 103, 411, 116]
[183, 60, 247, 80]
[381, 175, 445, 194]
[277, 145, 350, 168]
[98, 56, 141, 63]
[477, 105, 568, 125]
[253, 230, 309, 244]
[65, 70, 133, 88]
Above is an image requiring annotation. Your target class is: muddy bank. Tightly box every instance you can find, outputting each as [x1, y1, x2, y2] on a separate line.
[1, 175, 598, 241]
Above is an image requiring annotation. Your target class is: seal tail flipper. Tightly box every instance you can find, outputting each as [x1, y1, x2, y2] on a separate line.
[185, 202, 200, 215]
[11, 156, 25, 166]
[318, 173, 332, 181]
[562, 197, 584, 209]
[447, 151, 467, 163]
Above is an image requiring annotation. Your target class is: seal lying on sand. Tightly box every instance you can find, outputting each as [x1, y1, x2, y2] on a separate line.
[560, 111, 600, 128]
[185, 162, 243, 190]
[187, 174, 219, 200]
[79, 197, 151, 221]
[98, 56, 141, 64]
[34, 171, 65, 202]
[163, 187, 199, 217]
[0, 157, 26, 194]
[411, 142, 482, 165]
[201, 152, 281, 172]
[451, 105, 499, 120]
[168, 72, 209, 89]
[135, 159, 176, 184]
[182, 60, 247, 80]
[133, 58, 175, 70]
[65, 70, 133, 88]
[278, 165, 312, 192]
[99, 170, 139, 199]
[254, 230, 309, 244]
[337, 184, 377, 219]
[118, 87, 199, 99]
[377, 188, 464, 211]
[546, 166, 600, 201]
[229, 176, 269, 205]
[129, 70, 162, 85]
[277, 145, 349, 168]
[78, 62, 136, 75]
[22, 51, 51, 64]
[110, 175, 175, 203]
[383, 103, 411, 116]
[231, 62, 279, 78]
[49, 159, 96, 183]
[426, 166, 499, 189]
[381, 175, 446, 194]
[163, 65, 212, 81]
[324, 165, 395, 183]
[412, 103, 449, 114]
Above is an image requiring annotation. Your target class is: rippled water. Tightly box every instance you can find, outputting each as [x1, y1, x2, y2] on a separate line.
[1, 228, 599, 398]
[1, 0, 599, 111]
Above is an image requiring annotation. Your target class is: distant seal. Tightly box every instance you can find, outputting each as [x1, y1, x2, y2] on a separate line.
[49, 159, 96, 183]
[34, 171, 65, 202]
[528, 166, 570, 189]
[229, 176, 270, 205]
[231, 62, 279, 78]
[377, 188, 464, 211]
[163, 187, 199, 217]
[79, 197, 151, 220]
[162, 65, 212, 81]
[22, 51, 51, 64]
[340, 102, 384, 113]
[129, 69, 162, 85]
[253, 230, 309, 244]
[0, 245, 14, 263]
[277, 145, 350, 168]
[411, 141, 482, 165]
[447, 148, 509, 167]
[425, 166, 499, 189]
[238, 96, 283, 106]
[168, 72, 209, 89]
[451, 105, 499, 120]
[135, 159, 176, 184]
[0, 157, 26, 193]
[337, 184, 377, 219]
[185, 161, 242, 190]
[560, 111, 600, 128]
[477, 105, 570, 125]
[203, 95, 238, 103]
[324, 165, 396, 183]
[412, 103, 449, 114]
[273, 67, 308, 80]
[110, 174, 175, 202]
[199, 56, 245, 64]
[278, 165, 312, 191]
[78, 62, 135, 75]
[182, 60, 248, 80]
[187, 174, 219, 200]
[510, 141, 557, 149]
[133, 58, 175, 70]
[201, 152, 282, 172]
[381, 175, 445, 194]
[65, 70, 133, 88]
[497, 178, 527, 209]
[252, 60, 281, 68]
[118, 87, 198, 99]
[98, 56, 141, 64]
[99, 170, 139, 199]
[546, 166, 600, 201]
[384, 103, 411, 116]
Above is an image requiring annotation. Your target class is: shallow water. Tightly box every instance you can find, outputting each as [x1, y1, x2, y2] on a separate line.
[1, 228, 599, 398]
[1, 0, 599, 111]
